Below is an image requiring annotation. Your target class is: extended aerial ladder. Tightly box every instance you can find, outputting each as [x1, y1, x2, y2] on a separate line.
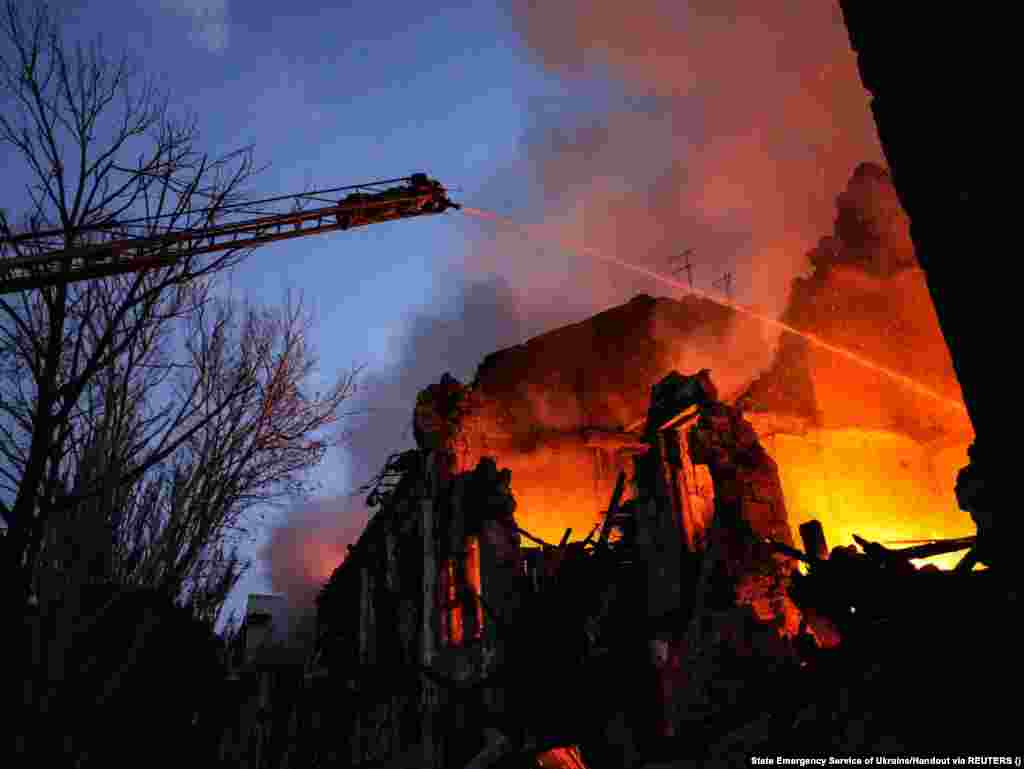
[0, 173, 460, 295]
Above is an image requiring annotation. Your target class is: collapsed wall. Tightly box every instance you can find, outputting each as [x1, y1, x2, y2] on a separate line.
[316, 363, 804, 766]
[440, 292, 741, 547]
[315, 444, 526, 768]
[410, 366, 807, 751]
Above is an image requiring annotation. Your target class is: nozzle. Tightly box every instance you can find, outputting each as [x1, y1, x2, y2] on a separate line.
[435, 195, 460, 212]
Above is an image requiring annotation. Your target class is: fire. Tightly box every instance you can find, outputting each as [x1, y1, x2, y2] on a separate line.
[765, 428, 974, 569]
[502, 472, 610, 548]
[469, 408, 974, 569]
[761, 264, 978, 568]
[537, 746, 588, 769]
[440, 536, 484, 646]
[455, 393, 974, 568]
[303, 540, 347, 583]
[449, 219, 977, 570]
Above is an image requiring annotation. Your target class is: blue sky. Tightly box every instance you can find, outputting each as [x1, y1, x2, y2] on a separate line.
[3, 0, 884, 623]
[1, 0, 567, 615]
[9, 0, 631, 620]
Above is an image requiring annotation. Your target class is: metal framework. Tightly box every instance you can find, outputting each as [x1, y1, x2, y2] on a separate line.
[0, 174, 460, 294]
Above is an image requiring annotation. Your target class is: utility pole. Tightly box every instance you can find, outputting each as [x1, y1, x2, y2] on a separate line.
[670, 248, 695, 290]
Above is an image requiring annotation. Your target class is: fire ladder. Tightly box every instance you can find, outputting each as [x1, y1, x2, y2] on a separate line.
[0, 174, 460, 295]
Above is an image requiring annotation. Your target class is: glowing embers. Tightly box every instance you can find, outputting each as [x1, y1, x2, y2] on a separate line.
[537, 745, 589, 769]
[469, 444, 619, 550]
[439, 535, 484, 647]
[467, 535, 484, 636]
[441, 557, 463, 646]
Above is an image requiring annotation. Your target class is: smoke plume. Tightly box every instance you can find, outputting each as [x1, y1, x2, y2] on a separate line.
[465, 0, 882, 330]
[261, 277, 527, 609]
[260, 497, 363, 610]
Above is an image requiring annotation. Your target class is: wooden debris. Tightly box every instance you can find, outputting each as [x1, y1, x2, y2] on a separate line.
[580, 523, 601, 548]
[852, 534, 933, 575]
[656, 405, 700, 434]
[598, 471, 627, 547]
[766, 539, 815, 565]
[799, 520, 829, 561]
[890, 536, 976, 561]
[515, 526, 553, 548]
[582, 428, 648, 454]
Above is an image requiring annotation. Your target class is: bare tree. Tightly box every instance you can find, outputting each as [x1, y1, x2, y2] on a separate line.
[0, 0, 266, 610]
[19, 286, 358, 763]
[0, 7, 367, 761]
[107, 292, 358, 626]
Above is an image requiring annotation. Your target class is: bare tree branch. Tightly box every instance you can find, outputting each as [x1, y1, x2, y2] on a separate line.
[0, 1, 263, 590]
[0, 8, 369, 760]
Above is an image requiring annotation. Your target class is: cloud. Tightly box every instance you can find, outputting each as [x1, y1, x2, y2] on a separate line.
[158, 0, 229, 53]
[260, 276, 528, 610]
[260, 497, 365, 610]
[466, 0, 883, 323]
[344, 275, 528, 490]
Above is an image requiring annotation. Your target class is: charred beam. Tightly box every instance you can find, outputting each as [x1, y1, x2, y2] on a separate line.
[514, 527, 553, 549]
[598, 471, 627, 547]
[799, 521, 829, 561]
[890, 537, 976, 561]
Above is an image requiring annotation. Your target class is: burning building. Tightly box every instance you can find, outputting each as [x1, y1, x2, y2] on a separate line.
[303, 164, 987, 768]
[410, 162, 973, 570]
[741, 163, 975, 566]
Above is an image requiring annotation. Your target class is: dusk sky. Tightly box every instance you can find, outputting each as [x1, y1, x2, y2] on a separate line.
[1, 0, 884, 623]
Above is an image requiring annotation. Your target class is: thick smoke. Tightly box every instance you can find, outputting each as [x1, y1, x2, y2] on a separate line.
[260, 497, 363, 610]
[261, 277, 526, 609]
[467, 0, 883, 325]
[262, 2, 889, 611]
[345, 276, 528, 487]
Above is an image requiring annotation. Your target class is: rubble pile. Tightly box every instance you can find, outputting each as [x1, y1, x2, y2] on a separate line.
[306, 367, 819, 767]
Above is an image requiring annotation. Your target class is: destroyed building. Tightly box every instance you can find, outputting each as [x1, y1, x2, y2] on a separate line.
[314, 364, 801, 768]
[295, 164, 1009, 768]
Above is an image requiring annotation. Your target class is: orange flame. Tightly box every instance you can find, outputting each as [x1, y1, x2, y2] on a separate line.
[768, 429, 973, 569]
[460, 208, 975, 569]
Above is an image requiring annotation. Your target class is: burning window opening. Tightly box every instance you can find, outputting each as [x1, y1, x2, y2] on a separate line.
[439, 535, 484, 647]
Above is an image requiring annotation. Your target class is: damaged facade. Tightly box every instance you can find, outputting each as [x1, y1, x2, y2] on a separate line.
[309, 357, 806, 768]
[308, 363, 1008, 766]
[300, 162, 1010, 767]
